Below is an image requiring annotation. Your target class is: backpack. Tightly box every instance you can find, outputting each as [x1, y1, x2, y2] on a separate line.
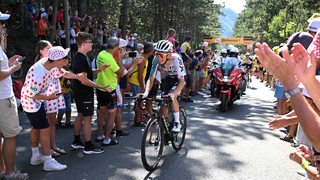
[12, 80, 23, 99]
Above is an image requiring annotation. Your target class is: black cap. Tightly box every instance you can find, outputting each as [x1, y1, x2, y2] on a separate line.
[286, 32, 313, 50]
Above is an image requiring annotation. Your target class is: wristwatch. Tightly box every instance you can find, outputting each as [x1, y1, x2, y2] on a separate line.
[285, 88, 301, 99]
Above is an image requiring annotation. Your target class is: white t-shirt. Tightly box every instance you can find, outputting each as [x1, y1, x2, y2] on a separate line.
[21, 58, 66, 112]
[0, 46, 13, 100]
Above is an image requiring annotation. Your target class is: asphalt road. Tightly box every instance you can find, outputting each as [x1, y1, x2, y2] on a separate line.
[14, 77, 302, 180]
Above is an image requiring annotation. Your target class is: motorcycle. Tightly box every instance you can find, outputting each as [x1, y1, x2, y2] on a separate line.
[211, 61, 245, 112]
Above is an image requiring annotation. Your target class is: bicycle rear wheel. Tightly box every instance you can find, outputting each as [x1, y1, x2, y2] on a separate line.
[141, 117, 164, 171]
[172, 106, 187, 151]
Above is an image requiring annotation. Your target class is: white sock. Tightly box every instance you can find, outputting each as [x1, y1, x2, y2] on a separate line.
[173, 112, 180, 124]
[103, 138, 111, 144]
[32, 147, 40, 157]
[44, 155, 52, 163]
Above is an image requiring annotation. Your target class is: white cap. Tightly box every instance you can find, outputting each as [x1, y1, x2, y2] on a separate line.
[40, 12, 48, 19]
[221, 48, 227, 53]
[0, 12, 10, 21]
[202, 42, 208, 47]
[40, 8, 45, 12]
[307, 18, 320, 33]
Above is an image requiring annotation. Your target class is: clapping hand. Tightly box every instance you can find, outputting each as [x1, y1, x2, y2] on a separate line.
[290, 43, 317, 84]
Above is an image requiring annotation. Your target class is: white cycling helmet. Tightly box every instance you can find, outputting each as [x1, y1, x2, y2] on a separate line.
[155, 40, 173, 53]
[221, 48, 227, 54]
[230, 47, 239, 53]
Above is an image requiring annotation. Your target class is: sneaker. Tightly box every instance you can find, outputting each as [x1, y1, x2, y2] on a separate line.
[4, 170, 29, 180]
[43, 158, 67, 171]
[71, 141, 85, 149]
[30, 155, 44, 165]
[172, 122, 181, 133]
[102, 139, 118, 146]
[116, 130, 129, 137]
[83, 145, 104, 155]
[95, 135, 105, 142]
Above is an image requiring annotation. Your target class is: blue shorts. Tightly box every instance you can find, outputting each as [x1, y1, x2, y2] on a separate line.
[130, 83, 141, 96]
[274, 84, 285, 99]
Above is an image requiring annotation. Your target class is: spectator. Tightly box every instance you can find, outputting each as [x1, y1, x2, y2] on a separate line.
[95, 37, 126, 145]
[129, 42, 154, 126]
[33, 40, 67, 158]
[37, 12, 48, 40]
[0, 11, 29, 179]
[21, 46, 83, 171]
[56, 6, 64, 28]
[307, 18, 320, 37]
[166, 28, 176, 52]
[71, 32, 109, 154]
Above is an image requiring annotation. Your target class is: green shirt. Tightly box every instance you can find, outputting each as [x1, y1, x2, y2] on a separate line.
[96, 51, 120, 91]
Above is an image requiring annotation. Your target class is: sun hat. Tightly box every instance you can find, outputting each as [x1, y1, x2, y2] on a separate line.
[0, 12, 10, 21]
[48, 46, 70, 60]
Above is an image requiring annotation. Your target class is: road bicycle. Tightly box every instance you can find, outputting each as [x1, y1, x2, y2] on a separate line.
[137, 95, 187, 171]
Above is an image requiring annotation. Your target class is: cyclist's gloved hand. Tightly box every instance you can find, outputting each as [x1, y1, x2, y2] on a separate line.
[142, 91, 149, 98]
[168, 93, 175, 100]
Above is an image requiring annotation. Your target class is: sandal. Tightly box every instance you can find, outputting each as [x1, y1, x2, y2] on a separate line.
[279, 134, 293, 143]
[50, 149, 60, 157]
[53, 147, 67, 155]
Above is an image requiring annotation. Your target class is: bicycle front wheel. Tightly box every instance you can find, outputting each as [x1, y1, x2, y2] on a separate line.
[172, 106, 187, 151]
[141, 117, 164, 171]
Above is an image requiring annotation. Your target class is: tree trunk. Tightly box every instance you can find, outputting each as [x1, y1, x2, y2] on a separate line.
[119, 0, 129, 39]
[78, 0, 87, 18]
[64, 0, 70, 49]
[48, 0, 58, 44]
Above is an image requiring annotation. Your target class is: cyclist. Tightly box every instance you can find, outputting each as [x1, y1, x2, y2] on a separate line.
[142, 40, 186, 132]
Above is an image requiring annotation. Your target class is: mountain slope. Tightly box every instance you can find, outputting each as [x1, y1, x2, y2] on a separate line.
[219, 8, 238, 37]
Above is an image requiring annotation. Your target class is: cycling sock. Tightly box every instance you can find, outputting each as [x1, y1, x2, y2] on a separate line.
[173, 111, 180, 124]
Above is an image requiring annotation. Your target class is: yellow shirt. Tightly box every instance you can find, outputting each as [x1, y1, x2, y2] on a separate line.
[129, 56, 148, 86]
[96, 51, 120, 91]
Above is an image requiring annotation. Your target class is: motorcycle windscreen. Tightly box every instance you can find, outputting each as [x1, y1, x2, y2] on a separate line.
[220, 62, 235, 76]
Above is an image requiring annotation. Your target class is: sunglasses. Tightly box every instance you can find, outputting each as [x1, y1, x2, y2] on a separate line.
[155, 52, 169, 59]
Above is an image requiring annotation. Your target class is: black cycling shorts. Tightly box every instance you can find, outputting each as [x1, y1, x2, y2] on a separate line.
[160, 76, 178, 95]
[96, 89, 117, 110]
[148, 83, 159, 97]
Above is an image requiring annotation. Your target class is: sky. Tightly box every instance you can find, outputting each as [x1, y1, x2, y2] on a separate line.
[215, 0, 246, 13]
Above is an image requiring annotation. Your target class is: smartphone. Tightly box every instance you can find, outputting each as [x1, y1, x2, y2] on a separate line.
[56, 92, 63, 96]
[128, 52, 137, 58]
[18, 57, 26, 63]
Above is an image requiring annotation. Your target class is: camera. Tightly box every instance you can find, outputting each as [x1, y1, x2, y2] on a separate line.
[128, 52, 137, 58]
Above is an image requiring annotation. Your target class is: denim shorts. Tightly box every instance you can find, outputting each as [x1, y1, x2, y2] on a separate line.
[130, 83, 141, 97]
[58, 93, 72, 114]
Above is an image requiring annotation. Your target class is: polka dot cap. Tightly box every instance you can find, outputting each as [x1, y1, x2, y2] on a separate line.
[48, 46, 70, 60]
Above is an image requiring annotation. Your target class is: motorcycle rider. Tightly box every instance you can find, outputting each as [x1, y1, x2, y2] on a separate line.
[225, 47, 246, 95]
[215, 48, 228, 65]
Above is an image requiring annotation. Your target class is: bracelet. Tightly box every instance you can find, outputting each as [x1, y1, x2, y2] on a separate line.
[301, 160, 311, 169]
